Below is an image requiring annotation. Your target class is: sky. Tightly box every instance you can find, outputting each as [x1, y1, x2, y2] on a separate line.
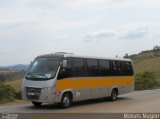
[0, 0, 160, 66]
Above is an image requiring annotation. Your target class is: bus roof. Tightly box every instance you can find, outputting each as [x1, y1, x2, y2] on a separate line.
[36, 52, 132, 62]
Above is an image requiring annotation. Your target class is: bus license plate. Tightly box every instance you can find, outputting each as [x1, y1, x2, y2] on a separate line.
[28, 92, 35, 96]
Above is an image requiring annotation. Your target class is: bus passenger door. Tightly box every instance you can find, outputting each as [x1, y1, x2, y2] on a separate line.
[72, 78, 87, 101]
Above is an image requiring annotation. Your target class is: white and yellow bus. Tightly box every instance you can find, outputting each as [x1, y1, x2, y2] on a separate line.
[22, 52, 134, 108]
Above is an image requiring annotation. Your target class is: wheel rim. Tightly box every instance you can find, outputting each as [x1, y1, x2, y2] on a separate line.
[63, 96, 70, 107]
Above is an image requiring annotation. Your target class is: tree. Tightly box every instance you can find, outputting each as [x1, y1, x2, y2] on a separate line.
[153, 45, 160, 56]
[135, 71, 158, 90]
[123, 53, 129, 59]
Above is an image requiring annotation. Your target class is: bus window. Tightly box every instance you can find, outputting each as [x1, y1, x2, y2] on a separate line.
[86, 59, 100, 76]
[99, 60, 112, 76]
[73, 58, 86, 77]
[112, 61, 123, 76]
[122, 61, 134, 76]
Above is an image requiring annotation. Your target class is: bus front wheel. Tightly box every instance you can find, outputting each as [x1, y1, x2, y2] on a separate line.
[32, 101, 42, 107]
[109, 89, 118, 101]
[60, 93, 72, 108]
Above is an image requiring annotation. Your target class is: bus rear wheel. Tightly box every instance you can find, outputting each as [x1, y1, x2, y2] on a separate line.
[109, 89, 118, 101]
[32, 102, 42, 107]
[60, 93, 72, 108]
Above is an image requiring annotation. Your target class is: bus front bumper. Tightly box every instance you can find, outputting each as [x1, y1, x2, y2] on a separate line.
[22, 87, 61, 103]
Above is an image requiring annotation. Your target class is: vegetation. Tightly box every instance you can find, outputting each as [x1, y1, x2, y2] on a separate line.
[0, 71, 24, 103]
[153, 45, 160, 56]
[5, 79, 22, 92]
[0, 71, 25, 82]
[135, 71, 159, 90]
[129, 46, 160, 64]
[5, 80, 22, 99]
[134, 57, 160, 80]
[124, 45, 160, 90]
[0, 83, 15, 104]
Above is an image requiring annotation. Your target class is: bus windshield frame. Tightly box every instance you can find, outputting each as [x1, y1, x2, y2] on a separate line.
[25, 58, 60, 81]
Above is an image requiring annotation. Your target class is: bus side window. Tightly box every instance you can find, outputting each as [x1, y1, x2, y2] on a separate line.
[122, 61, 134, 76]
[99, 60, 112, 76]
[86, 59, 100, 76]
[112, 61, 123, 76]
[72, 58, 86, 77]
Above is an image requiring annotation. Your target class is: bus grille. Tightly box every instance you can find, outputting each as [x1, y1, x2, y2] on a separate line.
[25, 87, 41, 100]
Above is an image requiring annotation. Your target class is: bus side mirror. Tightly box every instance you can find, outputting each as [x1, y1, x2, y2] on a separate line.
[62, 60, 67, 68]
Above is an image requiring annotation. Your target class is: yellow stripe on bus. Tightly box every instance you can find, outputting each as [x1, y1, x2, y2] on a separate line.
[56, 77, 134, 90]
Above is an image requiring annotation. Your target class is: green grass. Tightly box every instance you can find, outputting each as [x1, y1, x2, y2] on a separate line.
[0, 71, 24, 92]
[131, 51, 160, 64]
[5, 79, 22, 92]
[133, 54, 160, 82]
[0, 71, 25, 82]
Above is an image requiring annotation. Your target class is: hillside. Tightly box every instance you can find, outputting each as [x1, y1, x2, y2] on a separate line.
[5, 79, 22, 92]
[0, 71, 24, 93]
[130, 50, 160, 82]
[134, 57, 160, 80]
[0, 64, 28, 71]
[0, 71, 25, 82]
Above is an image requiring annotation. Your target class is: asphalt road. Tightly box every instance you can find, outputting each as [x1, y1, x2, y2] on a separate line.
[0, 89, 160, 113]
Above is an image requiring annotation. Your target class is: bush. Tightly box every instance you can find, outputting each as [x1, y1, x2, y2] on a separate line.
[15, 91, 22, 100]
[135, 71, 158, 90]
[0, 83, 15, 103]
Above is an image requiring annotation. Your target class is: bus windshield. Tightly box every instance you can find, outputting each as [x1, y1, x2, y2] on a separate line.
[25, 58, 60, 80]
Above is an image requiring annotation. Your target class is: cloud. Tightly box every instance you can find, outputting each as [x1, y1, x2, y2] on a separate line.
[38, 17, 101, 33]
[84, 29, 118, 41]
[83, 21, 160, 41]
[121, 21, 160, 39]
[59, 0, 132, 10]
[0, 48, 13, 53]
[121, 27, 148, 40]
[0, 21, 37, 32]
[54, 0, 160, 11]
[0, 0, 160, 65]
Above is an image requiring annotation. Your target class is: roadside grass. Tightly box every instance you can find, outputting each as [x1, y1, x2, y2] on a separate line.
[134, 56, 160, 82]
[5, 79, 22, 92]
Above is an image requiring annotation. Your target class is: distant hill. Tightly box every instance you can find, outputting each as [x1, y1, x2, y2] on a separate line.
[0, 67, 10, 71]
[0, 64, 28, 71]
[126, 49, 160, 82]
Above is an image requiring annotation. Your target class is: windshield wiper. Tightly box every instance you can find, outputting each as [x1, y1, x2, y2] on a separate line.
[35, 73, 48, 78]
[25, 73, 36, 79]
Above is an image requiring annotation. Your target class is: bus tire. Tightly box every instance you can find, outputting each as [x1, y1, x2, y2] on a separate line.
[60, 92, 72, 108]
[32, 102, 42, 107]
[109, 89, 118, 101]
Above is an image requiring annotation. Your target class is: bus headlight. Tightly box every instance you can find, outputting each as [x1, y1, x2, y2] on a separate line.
[41, 88, 51, 93]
